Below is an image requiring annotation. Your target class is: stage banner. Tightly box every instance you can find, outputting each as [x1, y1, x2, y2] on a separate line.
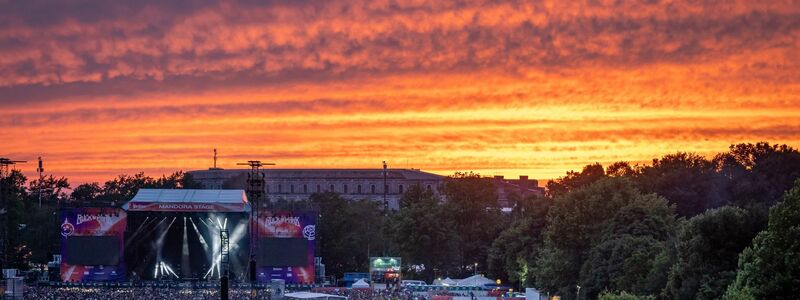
[126, 201, 248, 212]
[59, 208, 127, 282]
[254, 210, 316, 284]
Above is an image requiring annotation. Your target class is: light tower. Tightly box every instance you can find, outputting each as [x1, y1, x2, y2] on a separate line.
[236, 160, 275, 281]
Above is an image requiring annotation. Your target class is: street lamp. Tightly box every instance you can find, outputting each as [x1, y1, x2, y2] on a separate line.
[576, 285, 581, 300]
[474, 262, 478, 275]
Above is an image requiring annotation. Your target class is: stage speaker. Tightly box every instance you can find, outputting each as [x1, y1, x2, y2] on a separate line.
[249, 259, 257, 282]
[221, 275, 229, 300]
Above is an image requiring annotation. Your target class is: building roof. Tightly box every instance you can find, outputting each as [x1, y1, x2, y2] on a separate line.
[188, 168, 444, 181]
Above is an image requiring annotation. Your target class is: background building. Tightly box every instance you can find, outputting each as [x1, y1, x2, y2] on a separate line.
[187, 168, 544, 210]
[187, 168, 443, 210]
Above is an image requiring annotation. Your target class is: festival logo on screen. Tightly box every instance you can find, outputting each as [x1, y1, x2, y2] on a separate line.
[255, 210, 316, 284]
[60, 220, 74, 237]
[302, 225, 315, 241]
[60, 208, 127, 282]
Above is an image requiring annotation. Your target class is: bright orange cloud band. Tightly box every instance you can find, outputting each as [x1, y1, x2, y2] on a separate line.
[1, 0, 798, 185]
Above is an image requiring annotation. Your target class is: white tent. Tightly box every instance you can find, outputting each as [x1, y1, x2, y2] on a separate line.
[456, 274, 493, 287]
[351, 278, 370, 288]
[285, 292, 347, 300]
[433, 277, 458, 286]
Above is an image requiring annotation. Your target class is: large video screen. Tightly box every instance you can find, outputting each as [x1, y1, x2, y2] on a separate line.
[254, 210, 316, 283]
[258, 238, 309, 266]
[60, 208, 127, 282]
[65, 236, 121, 265]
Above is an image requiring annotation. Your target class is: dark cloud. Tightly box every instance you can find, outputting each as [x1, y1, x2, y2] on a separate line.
[0, 0, 797, 97]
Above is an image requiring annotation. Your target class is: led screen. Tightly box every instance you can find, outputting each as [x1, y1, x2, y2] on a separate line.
[258, 238, 309, 266]
[65, 236, 120, 265]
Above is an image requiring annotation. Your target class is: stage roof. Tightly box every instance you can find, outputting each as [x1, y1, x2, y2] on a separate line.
[123, 189, 250, 212]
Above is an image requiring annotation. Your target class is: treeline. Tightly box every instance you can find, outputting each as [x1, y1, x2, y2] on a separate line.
[324, 142, 798, 299]
[516, 142, 800, 299]
[296, 142, 800, 299]
[438, 142, 797, 300]
[2, 142, 799, 299]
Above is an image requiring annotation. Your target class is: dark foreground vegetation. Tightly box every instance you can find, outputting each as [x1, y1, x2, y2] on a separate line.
[2, 142, 799, 299]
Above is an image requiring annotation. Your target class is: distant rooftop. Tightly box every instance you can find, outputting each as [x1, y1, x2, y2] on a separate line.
[187, 168, 444, 180]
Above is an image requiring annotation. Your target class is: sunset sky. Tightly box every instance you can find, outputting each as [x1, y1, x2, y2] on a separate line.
[2, 0, 799, 185]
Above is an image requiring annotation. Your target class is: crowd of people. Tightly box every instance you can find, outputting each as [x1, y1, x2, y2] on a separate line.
[23, 286, 274, 300]
[19, 280, 506, 300]
[310, 287, 419, 300]
[21, 285, 439, 300]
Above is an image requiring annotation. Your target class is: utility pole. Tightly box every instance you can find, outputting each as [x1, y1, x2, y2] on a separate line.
[382, 161, 388, 256]
[37, 157, 43, 208]
[383, 161, 388, 214]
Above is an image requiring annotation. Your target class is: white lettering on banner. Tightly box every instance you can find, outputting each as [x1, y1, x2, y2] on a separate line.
[76, 214, 118, 225]
[265, 216, 300, 227]
[129, 202, 244, 211]
[157, 204, 215, 210]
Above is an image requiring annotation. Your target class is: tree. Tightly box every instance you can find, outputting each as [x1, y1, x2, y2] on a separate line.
[28, 175, 70, 205]
[310, 192, 388, 278]
[606, 161, 637, 178]
[22, 205, 59, 264]
[666, 206, 766, 300]
[97, 172, 153, 205]
[146, 171, 200, 189]
[487, 195, 551, 287]
[579, 193, 676, 298]
[724, 180, 800, 299]
[441, 172, 505, 276]
[1, 170, 28, 270]
[70, 182, 103, 203]
[95, 171, 198, 205]
[714, 142, 800, 208]
[635, 152, 721, 217]
[389, 185, 457, 281]
[598, 291, 655, 300]
[24, 174, 69, 265]
[534, 178, 676, 299]
[546, 163, 606, 199]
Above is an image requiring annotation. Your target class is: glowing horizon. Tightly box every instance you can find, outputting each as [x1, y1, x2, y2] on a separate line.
[2, 1, 799, 186]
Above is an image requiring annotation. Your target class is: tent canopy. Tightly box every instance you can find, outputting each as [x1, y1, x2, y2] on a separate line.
[351, 279, 370, 288]
[455, 274, 494, 287]
[285, 292, 347, 299]
[433, 277, 458, 286]
[123, 189, 251, 212]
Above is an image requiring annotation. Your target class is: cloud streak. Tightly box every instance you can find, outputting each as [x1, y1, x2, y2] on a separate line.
[0, 0, 798, 183]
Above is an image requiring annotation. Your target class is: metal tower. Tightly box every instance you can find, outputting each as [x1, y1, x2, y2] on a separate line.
[236, 161, 275, 266]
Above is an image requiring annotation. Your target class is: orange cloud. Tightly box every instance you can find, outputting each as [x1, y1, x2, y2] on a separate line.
[0, 0, 799, 184]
